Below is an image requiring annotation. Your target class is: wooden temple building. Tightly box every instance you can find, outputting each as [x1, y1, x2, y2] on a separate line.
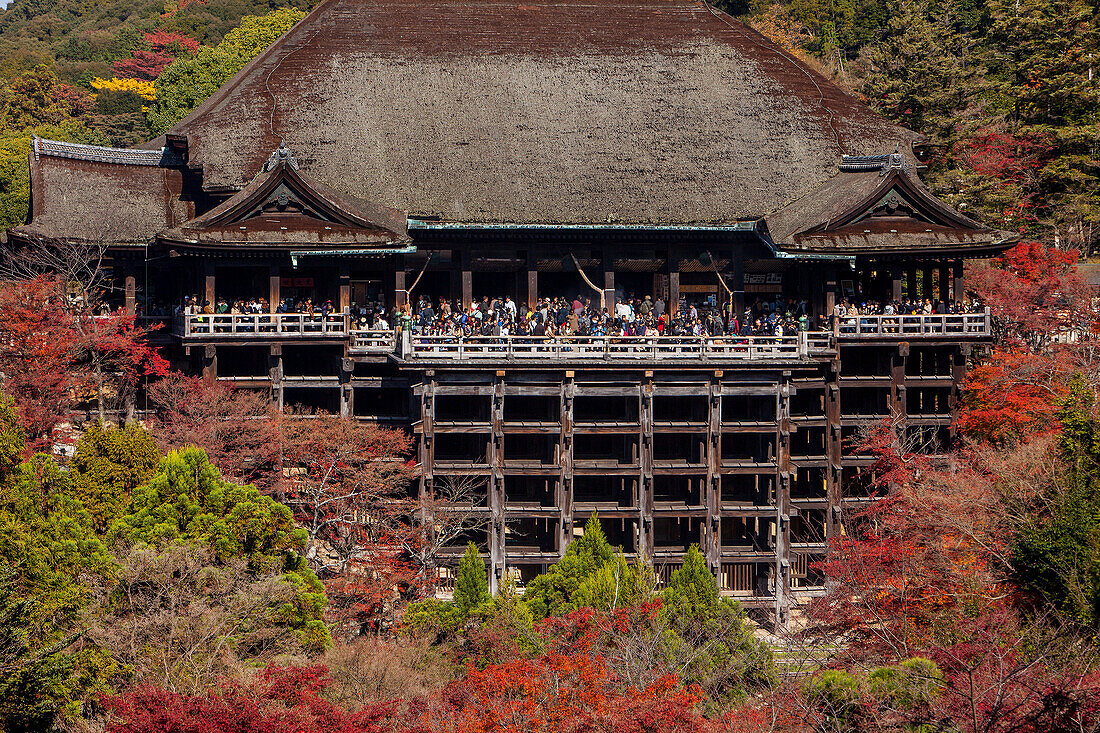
[7, 0, 1016, 624]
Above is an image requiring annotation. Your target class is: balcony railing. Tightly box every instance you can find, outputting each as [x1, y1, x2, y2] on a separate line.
[835, 311, 990, 338]
[349, 330, 398, 354]
[404, 333, 818, 361]
[173, 313, 348, 337]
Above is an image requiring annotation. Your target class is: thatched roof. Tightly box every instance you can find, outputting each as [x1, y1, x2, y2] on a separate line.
[10, 139, 189, 245]
[763, 155, 1017, 254]
[149, 0, 920, 226]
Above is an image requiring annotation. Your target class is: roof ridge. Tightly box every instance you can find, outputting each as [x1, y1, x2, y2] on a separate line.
[33, 137, 183, 167]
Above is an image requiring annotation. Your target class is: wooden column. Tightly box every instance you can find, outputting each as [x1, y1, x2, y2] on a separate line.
[204, 261, 216, 307]
[269, 345, 283, 412]
[705, 375, 722, 577]
[489, 374, 505, 594]
[124, 268, 136, 315]
[775, 372, 792, 631]
[527, 268, 538, 311]
[825, 267, 837, 321]
[922, 264, 934, 300]
[906, 267, 917, 300]
[639, 377, 654, 559]
[891, 343, 908, 428]
[731, 248, 745, 319]
[668, 270, 680, 316]
[953, 259, 965, 304]
[201, 344, 217, 383]
[461, 269, 473, 311]
[339, 264, 351, 313]
[269, 264, 281, 309]
[824, 362, 843, 544]
[394, 259, 407, 310]
[419, 373, 436, 581]
[891, 266, 903, 303]
[559, 373, 575, 555]
[938, 262, 951, 303]
[339, 357, 353, 418]
[948, 344, 970, 445]
[603, 269, 615, 313]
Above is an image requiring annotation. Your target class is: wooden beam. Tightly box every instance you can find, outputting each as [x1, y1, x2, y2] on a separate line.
[489, 376, 505, 594]
[527, 269, 538, 311]
[559, 376, 575, 555]
[124, 270, 136, 316]
[775, 372, 792, 631]
[705, 378, 722, 578]
[269, 264, 281, 308]
[204, 261, 215, 307]
[339, 263, 351, 313]
[639, 379, 654, 558]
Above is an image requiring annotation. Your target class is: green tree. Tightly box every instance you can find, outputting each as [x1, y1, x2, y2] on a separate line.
[453, 541, 490, 616]
[523, 514, 649, 619]
[860, 0, 980, 146]
[68, 422, 160, 533]
[0, 400, 117, 730]
[110, 447, 330, 646]
[1012, 376, 1100, 626]
[660, 545, 773, 704]
[147, 7, 305, 133]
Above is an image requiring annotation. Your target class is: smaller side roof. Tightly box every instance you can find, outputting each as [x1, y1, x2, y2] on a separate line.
[157, 145, 409, 249]
[763, 153, 1018, 256]
[10, 138, 188, 246]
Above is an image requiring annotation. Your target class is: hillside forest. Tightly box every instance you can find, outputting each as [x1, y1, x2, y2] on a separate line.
[0, 0, 1099, 732]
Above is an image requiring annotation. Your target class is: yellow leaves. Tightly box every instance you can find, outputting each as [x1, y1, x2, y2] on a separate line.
[90, 77, 156, 101]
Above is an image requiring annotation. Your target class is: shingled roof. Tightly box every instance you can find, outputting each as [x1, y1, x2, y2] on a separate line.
[150, 0, 921, 226]
[159, 144, 410, 248]
[763, 154, 1017, 254]
[11, 139, 189, 245]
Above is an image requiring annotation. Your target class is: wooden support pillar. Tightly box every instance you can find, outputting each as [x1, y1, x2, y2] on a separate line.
[906, 267, 917, 300]
[124, 268, 136, 315]
[775, 372, 792, 631]
[269, 264, 281, 309]
[922, 264, 934, 300]
[394, 264, 407, 311]
[948, 343, 970, 445]
[938, 262, 951, 304]
[489, 374, 505, 595]
[559, 373, 575, 555]
[527, 268, 538, 311]
[419, 373, 436, 583]
[603, 269, 615, 313]
[891, 266, 903, 303]
[201, 344, 217, 384]
[891, 343, 908, 428]
[339, 357, 353, 418]
[825, 267, 838, 323]
[705, 375, 722, 577]
[668, 270, 680, 316]
[639, 377, 654, 559]
[339, 264, 351, 313]
[731, 248, 744, 319]
[461, 269, 473, 311]
[269, 345, 283, 412]
[953, 259, 965, 304]
[203, 261, 215, 308]
[825, 362, 843, 543]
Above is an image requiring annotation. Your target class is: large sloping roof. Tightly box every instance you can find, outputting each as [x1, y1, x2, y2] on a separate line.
[152, 0, 920, 225]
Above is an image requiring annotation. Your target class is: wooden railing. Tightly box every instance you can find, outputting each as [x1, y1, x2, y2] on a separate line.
[835, 311, 990, 338]
[403, 333, 815, 361]
[173, 312, 348, 337]
[349, 330, 397, 353]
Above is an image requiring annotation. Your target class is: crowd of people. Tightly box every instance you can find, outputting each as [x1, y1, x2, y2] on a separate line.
[389, 293, 813, 339]
[164, 290, 984, 339]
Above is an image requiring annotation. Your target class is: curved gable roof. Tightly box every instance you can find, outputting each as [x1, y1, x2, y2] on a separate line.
[155, 0, 920, 225]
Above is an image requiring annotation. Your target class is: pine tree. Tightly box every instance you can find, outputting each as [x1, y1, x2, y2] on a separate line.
[453, 541, 489, 616]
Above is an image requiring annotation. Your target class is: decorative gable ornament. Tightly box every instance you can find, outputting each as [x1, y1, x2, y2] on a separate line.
[263, 142, 299, 172]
